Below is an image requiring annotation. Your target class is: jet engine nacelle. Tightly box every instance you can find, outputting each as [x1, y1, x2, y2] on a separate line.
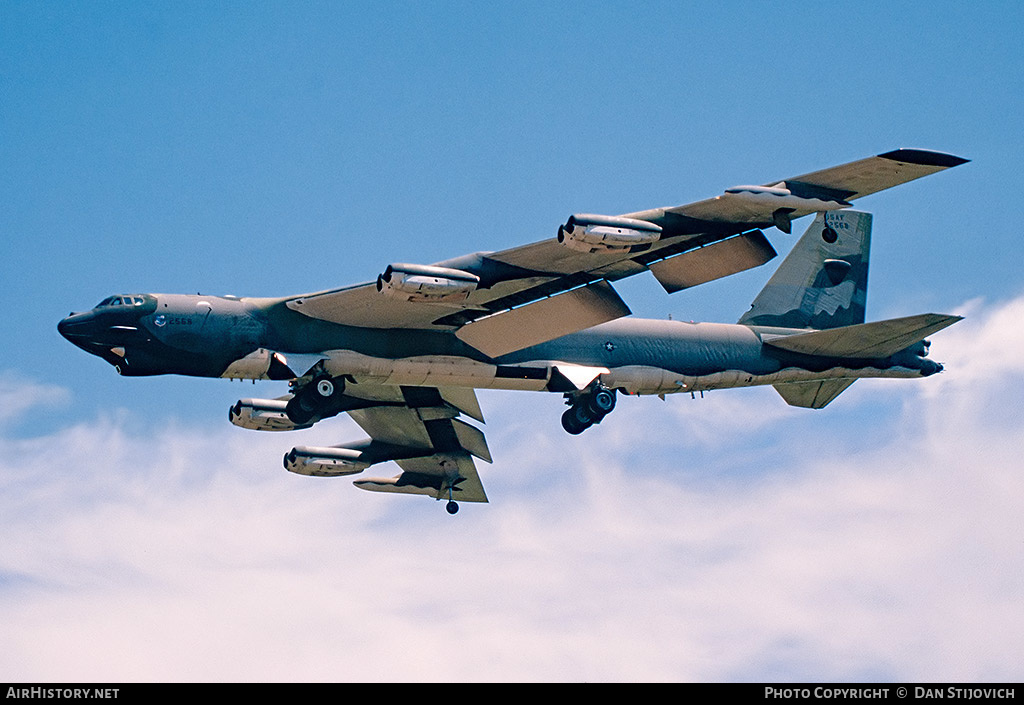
[376, 263, 480, 303]
[557, 213, 662, 254]
[284, 445, 372, 477]
[230, 398, 314, 431]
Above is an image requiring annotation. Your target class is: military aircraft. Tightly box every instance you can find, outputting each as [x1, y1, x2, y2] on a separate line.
[59, 149, 967, 514]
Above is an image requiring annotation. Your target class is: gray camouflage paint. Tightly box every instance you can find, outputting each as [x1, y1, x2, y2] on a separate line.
[739, 211, 870, 329]
[59, 211, 940, 401]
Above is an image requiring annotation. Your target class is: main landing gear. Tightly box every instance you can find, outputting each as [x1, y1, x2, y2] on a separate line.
[560, 383, 616, 435]
[285, 374, 345, 425]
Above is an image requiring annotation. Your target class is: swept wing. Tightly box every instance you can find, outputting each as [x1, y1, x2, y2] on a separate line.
[284, 149, 967, 357]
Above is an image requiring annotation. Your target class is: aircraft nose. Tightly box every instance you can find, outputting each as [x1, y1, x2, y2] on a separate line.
[58, 315, 73, 341]
[58, 311, 96, 344]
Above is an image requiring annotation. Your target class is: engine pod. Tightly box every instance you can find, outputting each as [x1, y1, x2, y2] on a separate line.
[376, 263, 480, 303]
[557, 213, 662, 254]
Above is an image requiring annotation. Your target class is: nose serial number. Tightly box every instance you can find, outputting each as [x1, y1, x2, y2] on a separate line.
[154, 314, 193, 327]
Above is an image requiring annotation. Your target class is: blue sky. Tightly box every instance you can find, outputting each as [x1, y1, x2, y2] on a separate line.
[2, 1, 1023, 682]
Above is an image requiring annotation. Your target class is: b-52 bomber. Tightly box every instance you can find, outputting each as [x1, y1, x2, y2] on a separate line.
[59, 149, 967, 514]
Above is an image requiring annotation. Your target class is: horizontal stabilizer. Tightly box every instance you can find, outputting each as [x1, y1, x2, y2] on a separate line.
[774, 379, 856, 409]
[764, 313, 963, 359]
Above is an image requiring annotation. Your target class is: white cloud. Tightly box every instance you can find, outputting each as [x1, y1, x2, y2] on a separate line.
[1, 297, 1023, 682]
[0, 372, 70, 424]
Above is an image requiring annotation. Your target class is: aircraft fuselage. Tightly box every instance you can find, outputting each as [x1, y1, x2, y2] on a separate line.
[58, 292, 940, 393]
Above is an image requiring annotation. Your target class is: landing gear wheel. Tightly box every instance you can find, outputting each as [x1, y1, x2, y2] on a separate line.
[561, 385, 617, 434]
[316, 378, 335, 397]
[561, 408, 583, 434]
[285, 396, 316, 425]
[446, 500, 459, 515]
[286, 376, 344, 424]
[561, 405, 594, 435]
[587, 386, 616, 416]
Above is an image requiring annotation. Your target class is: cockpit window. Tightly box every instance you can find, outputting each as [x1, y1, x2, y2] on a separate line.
[96, 295, 145, 308]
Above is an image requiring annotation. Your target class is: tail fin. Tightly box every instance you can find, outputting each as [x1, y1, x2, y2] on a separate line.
[738, 210, 871, 329]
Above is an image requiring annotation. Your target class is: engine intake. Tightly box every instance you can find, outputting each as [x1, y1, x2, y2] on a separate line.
[376, 263, 480, 302]
[557, 213, 662, 254]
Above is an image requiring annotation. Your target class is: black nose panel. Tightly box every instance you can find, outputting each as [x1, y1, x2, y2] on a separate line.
[58, 312, 98, 342]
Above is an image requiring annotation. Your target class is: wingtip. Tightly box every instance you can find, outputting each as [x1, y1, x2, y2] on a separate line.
[878, 149, 970, 168]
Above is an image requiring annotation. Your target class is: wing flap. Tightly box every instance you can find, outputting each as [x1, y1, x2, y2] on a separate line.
[437, 386, 485, 423]
[451, 418, 491, 463]
[339, 384, 491, 504]
[285, 284, 424, 329]
[354, 453, 488, 503]
[455, 280, 631, 358]
[649, 230, 777, 293]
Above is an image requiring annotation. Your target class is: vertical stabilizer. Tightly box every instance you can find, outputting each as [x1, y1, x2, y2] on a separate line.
[738, 210, 872, 330]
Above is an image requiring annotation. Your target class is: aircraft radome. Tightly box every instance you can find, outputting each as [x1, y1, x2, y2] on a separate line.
[59, 149, 968, 514]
